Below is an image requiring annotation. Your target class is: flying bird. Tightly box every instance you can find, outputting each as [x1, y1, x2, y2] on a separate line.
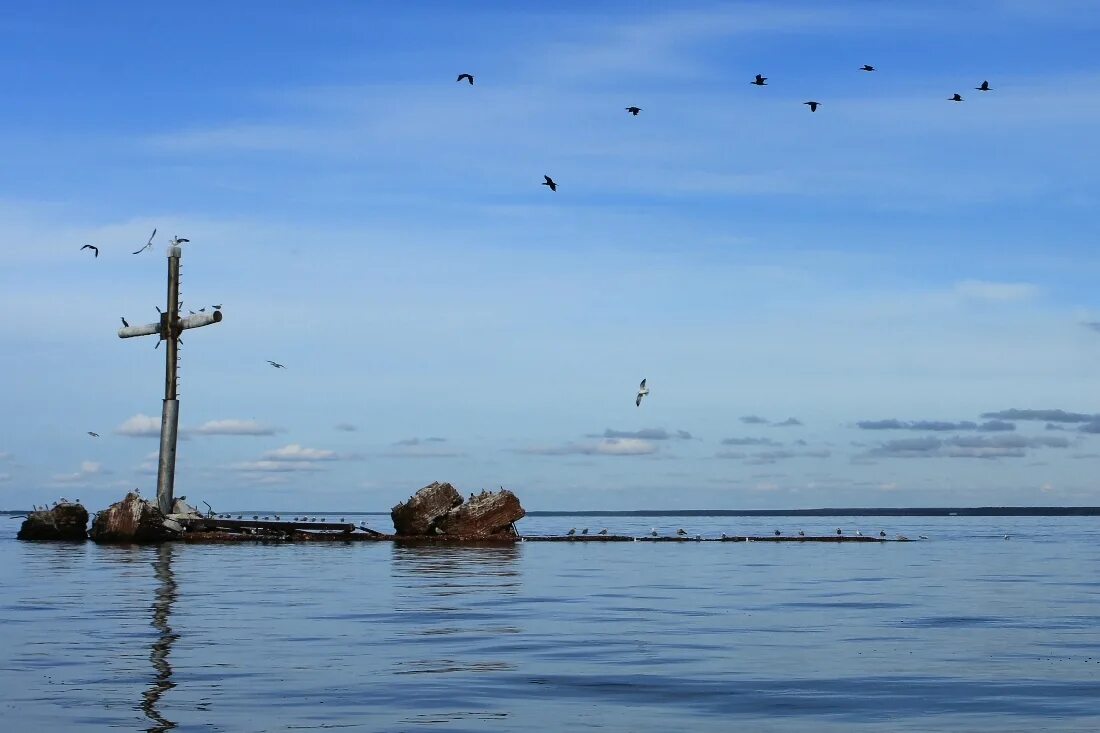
[80, 244, 99, 258]
[635, 378, 649, 407]
[266, 360, 286, 369]
[751, 74, 767, 86]
[121, 317, 129, 327]
[859, 64, 875, 72]
[949, 93, 964, 102]
[975, 80, 991, 91]
[132, 228, 157, 255]
[172, 236, 190, 244]
[87, 431, 99, 437]
[456, 73, 474, 85]
[541, 174, 557, 191]
[804, 101, 820, 112]
[625, 106, 642, 116]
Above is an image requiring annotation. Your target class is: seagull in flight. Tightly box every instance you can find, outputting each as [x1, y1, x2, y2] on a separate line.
[949, 93, 964, 102]
[80, 244, 99, 258]
[635, 378, 649, 407]
[266, 360, 286, 369]
[804, 101, 821, 112]
[751, 74, 768, 86]
[132, 228, 157, 255]
[87, 431, 99, 437]
[625, 106, 642, 116]
[975, 80, 992, 91]
[859, 64, 875, 72]
[456, 73, 474, 85]
[121, 317, 129, 327]
[541, 175, 557, 192]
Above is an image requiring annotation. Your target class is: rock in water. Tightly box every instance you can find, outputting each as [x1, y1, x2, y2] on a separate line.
[89, 492, 177, 543]
[18, 502, 89, 541]
[391, 481, 463, 535]
[436, 490, 525, 537]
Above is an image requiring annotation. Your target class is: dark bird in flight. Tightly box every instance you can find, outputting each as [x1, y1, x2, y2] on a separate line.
[751, 74, 768, 86]
[267, 360, 286, 369]
[804, 101, 820, 112]
[121, 317, 129, 327]
[975, 80, 991, 91]
[132, 228, 157, 255]
[542, 175, 557, 191]
[81, 244, 99, 258]
[860, 64, 875, 72]
[87, 431, 99, 437]
[456, 73, 474, 85]
[949, 93, 964, 102]
[625, 106, 642, 116]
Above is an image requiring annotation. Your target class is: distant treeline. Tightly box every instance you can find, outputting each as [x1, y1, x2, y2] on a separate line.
[528, 507, 1100, 517]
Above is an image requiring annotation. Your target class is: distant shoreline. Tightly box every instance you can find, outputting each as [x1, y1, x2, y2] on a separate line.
[4, 507, 1100, 518]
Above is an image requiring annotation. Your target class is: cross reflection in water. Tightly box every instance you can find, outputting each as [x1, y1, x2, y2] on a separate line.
[142, 544, 178, 732]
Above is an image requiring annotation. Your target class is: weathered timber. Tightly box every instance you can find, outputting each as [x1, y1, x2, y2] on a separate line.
[436, 490, 525, 538]
[390, 481, 463, 535]
[90, 492, 177, 544]
[17, 502, 89, 541]
[183, 517, 356, 534]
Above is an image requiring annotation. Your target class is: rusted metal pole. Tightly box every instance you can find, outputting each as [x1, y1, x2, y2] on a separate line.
[156, 245, 182, 515]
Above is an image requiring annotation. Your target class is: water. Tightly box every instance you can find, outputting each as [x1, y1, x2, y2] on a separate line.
[2, 514, 1099, 731]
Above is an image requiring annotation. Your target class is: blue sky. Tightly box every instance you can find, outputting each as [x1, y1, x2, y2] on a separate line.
[3, 1, 1100, 511]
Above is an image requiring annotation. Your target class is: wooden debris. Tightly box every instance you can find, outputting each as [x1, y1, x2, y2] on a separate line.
[90, 491, 177, 544]
[436, 489, 525, 538]
[390, 481, 463, 535]
[17, 502, 89, 541]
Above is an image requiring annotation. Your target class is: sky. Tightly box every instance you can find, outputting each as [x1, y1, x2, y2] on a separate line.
[3, 1, 1100, 511]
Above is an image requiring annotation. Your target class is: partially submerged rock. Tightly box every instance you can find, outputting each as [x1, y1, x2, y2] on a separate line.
[391, 482, 525, 538]
[90, 492, 178, 544]
[391, 481, 463, 535]
[17, 502, 89, 541]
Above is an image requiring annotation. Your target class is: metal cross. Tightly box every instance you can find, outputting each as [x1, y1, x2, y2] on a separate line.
[119, 238, 223, 515]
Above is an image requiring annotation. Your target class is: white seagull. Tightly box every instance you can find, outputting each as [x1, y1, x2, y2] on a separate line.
[636, 378, 649, 407]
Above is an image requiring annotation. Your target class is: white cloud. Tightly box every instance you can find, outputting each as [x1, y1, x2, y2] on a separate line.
[954, 280, 1040, 302]
[518, 438, 658, 456]
[193, 419, 280, 436]
[229, 460, 323, 473]
[115, 414, 162, 437]
[263, 444, 338, 461]
[51, 461, 107, 484]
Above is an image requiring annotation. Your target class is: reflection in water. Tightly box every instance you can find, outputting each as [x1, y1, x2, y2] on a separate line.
[389, 544, 523, 691]
[142, 544, 178, 732]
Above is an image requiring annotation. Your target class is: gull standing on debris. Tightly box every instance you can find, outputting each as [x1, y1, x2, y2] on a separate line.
[132, 228, 157, 255]
[567, 528, 576, 536]
[581, 528, 588, 535]
[677, 528, 688, 537]
[636, 378, 649, 407]
[650, 528, 658, 537]
[598, 528, 608, 535]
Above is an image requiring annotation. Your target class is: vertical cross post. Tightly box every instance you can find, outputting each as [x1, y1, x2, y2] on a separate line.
[119, 240, 222, 516]
[157, 245, 182, 515]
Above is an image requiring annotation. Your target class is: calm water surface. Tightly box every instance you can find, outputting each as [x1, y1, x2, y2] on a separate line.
[1, 514, 1099, 731]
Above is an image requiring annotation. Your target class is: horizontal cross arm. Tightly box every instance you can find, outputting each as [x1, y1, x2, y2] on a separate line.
[118, 322, 161, 339]
[117, 310, 222, 339]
